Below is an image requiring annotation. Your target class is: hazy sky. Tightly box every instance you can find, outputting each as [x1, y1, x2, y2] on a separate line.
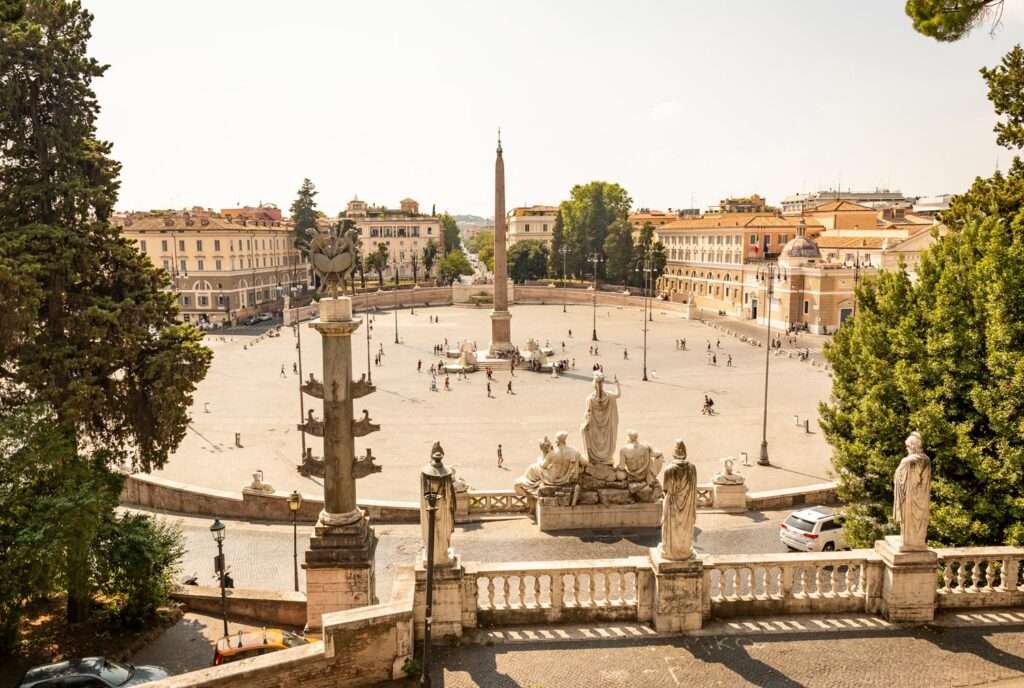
[85, 1, 1022, 218]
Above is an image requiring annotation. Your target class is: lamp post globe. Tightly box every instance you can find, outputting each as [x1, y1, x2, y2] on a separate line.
[209, 518, 228, 636]
[287, 491, 303, 592]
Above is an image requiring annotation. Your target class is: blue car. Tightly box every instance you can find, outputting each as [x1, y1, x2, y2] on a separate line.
[16, 657, 169, 687]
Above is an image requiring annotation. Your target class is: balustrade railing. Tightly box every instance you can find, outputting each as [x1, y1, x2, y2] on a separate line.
[697, 484, 714, 508]
[935, 547, 1024, 609]
[704, 551, 881, 618]
[466, 490, 530, 515]
[467, 558, 649, 626]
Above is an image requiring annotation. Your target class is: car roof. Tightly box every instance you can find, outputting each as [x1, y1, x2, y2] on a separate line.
[216, 629, 286, 654]
[790, 506, 834, 522]
[22, 657, 110, 680]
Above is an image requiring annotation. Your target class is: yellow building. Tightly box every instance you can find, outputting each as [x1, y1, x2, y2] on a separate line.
[506, 205, 558, 246]
[340, 197, 441, 280]
[117, 208, 309, 325]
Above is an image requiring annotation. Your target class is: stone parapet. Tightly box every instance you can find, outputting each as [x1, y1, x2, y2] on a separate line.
[172, 586, 307, 628]
[535, 500, 661, 532]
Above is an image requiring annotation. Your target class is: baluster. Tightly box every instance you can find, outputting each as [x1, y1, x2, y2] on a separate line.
[724, 568, 735, 598]
[1002, 557, 1019, 592]
[942, 561, 953, 593]
[500, 576, 511, 608]
[781, 565, 794, 601]
[957, 560, 969, 591]
[579, 573, 591, 607]
[550, 573, 563, 612]
[625, 572, 637, 604]
[486, 577, 496, 609]
[845, 564, 858, 594]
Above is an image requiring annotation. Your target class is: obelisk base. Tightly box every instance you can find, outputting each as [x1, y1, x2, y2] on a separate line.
[303, 509, 377, 632]
[488, 310, 513, 355]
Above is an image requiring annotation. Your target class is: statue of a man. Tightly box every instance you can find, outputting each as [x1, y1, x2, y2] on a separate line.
[421, 442, 457, 567]
[581, 371, 621, 465]
[660, 439, 697, 560]
[893, 431, 931, 551]
[513, 432, 586, 498]
[617, 430, 663, 485]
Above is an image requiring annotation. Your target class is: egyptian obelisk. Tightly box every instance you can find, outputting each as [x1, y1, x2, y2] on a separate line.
[489, 130, 513, 354]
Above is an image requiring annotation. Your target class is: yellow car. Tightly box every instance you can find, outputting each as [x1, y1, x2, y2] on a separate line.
[213, 629, 310, 665]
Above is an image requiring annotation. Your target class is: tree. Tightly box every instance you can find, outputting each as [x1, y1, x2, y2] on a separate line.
[469, 229, 495, 272]
[290, 178, 319, 251]
[905, 0, 1005, 42]
[366, 243, 389, 288]
[422, 239, 438, 280]
[602, 218, 634, 285]
[980, 44, 1024, 150]
[440, 213, 461, 254]
[0, 0, 211, 622]
[560, 182, 632, 279]
[410, 252, 419, 283]
[548, 209, 565, 277]
[437, 249, 474, 284]
[507, 240, 550, 283]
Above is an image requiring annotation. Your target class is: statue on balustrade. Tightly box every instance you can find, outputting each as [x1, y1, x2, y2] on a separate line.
[893, 431, 931, 551]
[421, 442, 457, 567]
[617, 430, 663, 486]
[513, 432, 586, 503]
[580, 371, 620, 465]
[660, 439, 697, 560]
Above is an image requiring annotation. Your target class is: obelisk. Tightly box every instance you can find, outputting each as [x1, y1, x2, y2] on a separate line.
[489, 131, 513, 354]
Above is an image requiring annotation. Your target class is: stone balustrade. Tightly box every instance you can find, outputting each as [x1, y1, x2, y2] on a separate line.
[936, 547, 1024, 609]
[703, 551, 883, 618]
[465, 490, 530, 516]
[464, 557, 651, 627]
[696, 483, 714, 508]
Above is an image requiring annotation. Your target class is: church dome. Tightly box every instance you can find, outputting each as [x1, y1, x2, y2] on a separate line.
[779, 217, 821, 266]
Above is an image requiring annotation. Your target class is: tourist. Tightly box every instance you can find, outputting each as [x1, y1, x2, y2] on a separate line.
[712, 353, 717, 366]
[506, 380, 513, 394]
[716, 339, 720, 348]
[682, 338, 687, 350]
[561, 341, 566, 351]
[417, 360, 422, 373]
[707, 341, 711, 351]
[594, 346, 599, 356]
[280, 364, 286, 378]
[430, 378, 438, 392]
[571, 358, 576, 369]
[486, 381, 492, 398]
[623, 349, 628, 360]
[204, 402, 210, 414]
[445, 375, 451, 391]
[497, 444, 503, 468]
[293, 362, 298, 374]
[727, 354, 733, 367]
[588, 345, 593, 355]
[568, 329, 573, 338]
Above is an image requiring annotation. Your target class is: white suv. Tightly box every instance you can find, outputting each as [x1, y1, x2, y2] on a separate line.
[779, 506, 847, 552]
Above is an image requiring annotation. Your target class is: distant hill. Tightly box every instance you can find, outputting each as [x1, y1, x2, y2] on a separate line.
[453, 214, 491, 224]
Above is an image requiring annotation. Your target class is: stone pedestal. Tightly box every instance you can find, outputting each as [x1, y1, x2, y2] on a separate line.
[536, 500, 661, 532]
[413, 556, 465, 643]
[305, 511, 378, 631]
[649, 548, 705, 632]
[712, 482, 747, 512]
[488, 310, 513, 355]
[875, 535, 937, 623]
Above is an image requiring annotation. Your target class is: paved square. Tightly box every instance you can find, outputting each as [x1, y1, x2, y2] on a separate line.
[151, 303, 834, 502]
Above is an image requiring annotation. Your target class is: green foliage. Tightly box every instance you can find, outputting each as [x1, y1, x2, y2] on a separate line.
[548, 209, 565, 276]
[0, 0, 211, 623]
[602, 218, 634, 284]
[96, 513, 185, 627]
[943, 157, 1024, 230]
[289, 178, 319, 251]
[821, 209, 1024, 547]
[559, 182, 632, 279]
[437, 249, 474, 284]
[365, 243, 389, 288]
[468, 229, 495, 272]
[507, 240, 550, 283]
[905, 0, 1003, 42]
[421, 239, 439, 279]
[980, 45, 1024, 150]
[440, 213, 461, 254]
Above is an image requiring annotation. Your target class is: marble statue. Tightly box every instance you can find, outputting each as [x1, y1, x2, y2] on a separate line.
[421, 442, 457, 567]
[893, 431, 931, 550]
[243, 470, 275, 495]
[309, 226, 359, 297]
[660, 439, 697, 560]
[514, 432, 587, 500]
[581, 371, 621, 465]
[617, 430, 663, 485]
[457, 340, 478, 369]
[712, 457, 745, 485]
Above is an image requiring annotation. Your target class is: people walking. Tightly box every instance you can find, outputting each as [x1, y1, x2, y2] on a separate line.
[727, 354, 733, 367]
[506, 380, 513, 394]
[486, 382, 493, 398]
[623, 349, 629, 360]
[280, 364, 286, 378]
[444, 375, 451, 391]
[497, 444, 503, 467]
[417, 360, 422, 373]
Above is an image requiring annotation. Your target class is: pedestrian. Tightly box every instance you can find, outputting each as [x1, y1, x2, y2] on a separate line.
[588, 345, 593, 355]
[707, 341, 711, 351]
[623, 349, 628, 360]
[595, 346, 599, 356]
[568, 329, 573, 338]
[487, 381, 492, 398]
[571, 358, 576, 369]
[727, 354, 733, 367]
[682, 338, 687, 350]
[204, 402, 210, 414]
[716, 339, 720, 348]
[280, 364, 286, 378]
[293, 362, 298, 374]
[497, 444, 503, 467]
[510, 360, 516, 376]
[712, 353, 717, 366]
[445, 375, 451, 391]
[417, 360, 422, 373]
[430, 378, 438, 392]
[506, 380, 513, 394]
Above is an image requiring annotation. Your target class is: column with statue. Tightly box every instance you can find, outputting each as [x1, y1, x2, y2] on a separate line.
[302, 227, 381, 632]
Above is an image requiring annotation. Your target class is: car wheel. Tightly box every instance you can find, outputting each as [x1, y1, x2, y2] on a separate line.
[823, 542, 835, 552]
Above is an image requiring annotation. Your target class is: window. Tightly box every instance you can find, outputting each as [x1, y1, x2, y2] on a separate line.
[197, 259, 205, 270]
[749, 234, 757, 245]
[139, 240, 147, 252]
[178, 239, 185, 251]
[803, 300, 809, 314]
[215, 259, 222, 271]
[217, 294, 225, 306]
[179, 258, 187, 273]
[182, 295, 190, 306]
[764, 234, 771, 246]
[196, 239, 203, 251]
[215, 239, 221, 251]
[162, 239, 169, 251]
[525, 224, 530, 232]
[199, 295, 209, 306]
[543, 224, 548, 231]
[162, 259, 171, 270]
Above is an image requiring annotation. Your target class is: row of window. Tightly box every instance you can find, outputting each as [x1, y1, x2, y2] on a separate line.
[366, 226, 433, 238]
[517, 223, 550, 233]
[663, 233, 791, 247]
[139, 237, 290, 253]
[162, 254, 294, 272]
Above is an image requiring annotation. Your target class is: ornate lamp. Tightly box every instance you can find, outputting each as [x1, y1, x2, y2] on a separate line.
[419, 445, 452, 687]
[287, 491, 303, 592]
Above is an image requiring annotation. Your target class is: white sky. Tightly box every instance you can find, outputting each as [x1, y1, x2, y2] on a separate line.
[84, 0, 1023, 218]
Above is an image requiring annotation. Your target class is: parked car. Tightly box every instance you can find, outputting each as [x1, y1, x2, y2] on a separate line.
[779, 506, 847, 552]
[16, 658, 168, 687]
[213, 629, 310, 666]
[256, 312, 273, 322]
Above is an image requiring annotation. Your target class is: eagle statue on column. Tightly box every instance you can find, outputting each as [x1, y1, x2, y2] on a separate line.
[308, 226, 359, 298]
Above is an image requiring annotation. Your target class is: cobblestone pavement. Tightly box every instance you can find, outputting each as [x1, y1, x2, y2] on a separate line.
[152, 507, 791, 597]
[418, 616, 1024, 688]
[129, 614, 267, 676]
[149, 304, 835, 503]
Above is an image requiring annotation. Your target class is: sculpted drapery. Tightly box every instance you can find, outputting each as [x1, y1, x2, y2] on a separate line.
[581, 372, 620, 465]
[660, 439, 697, 560]
[893, 431, 931, 550]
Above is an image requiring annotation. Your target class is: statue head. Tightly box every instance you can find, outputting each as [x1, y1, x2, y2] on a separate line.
[431, 440, 445, 462]
[722, 457, 735, 475]
[539, 436, 553, 455]
[673, 439, 688, 462]
[593, 370, 605, 394]
[627, 430, 639, 443]
[555, 431, 569, 446]
[906, 431, 924, 456]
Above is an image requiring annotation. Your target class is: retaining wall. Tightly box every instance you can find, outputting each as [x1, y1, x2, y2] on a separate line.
[172, 586, 308, 628]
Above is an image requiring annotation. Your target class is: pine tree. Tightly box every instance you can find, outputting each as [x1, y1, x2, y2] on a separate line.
[289, 178, 319, 251]
[602, 218, 634, 285]
[0, 0, 211, 622]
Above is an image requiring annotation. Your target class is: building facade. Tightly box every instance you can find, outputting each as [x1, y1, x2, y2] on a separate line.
[781, 189, 911, 215]
[506, 205, 558, 247]
[340, 197, 441, 280]
[117, 208, 309, 325]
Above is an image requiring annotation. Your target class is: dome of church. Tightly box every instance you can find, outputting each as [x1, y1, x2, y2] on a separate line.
[779, 217, 821, 266]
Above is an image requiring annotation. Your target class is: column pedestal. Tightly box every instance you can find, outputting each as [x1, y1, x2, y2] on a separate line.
[489, 310, 513, 355]
[413, 556, 466, 642]
[304, 511, 378, 632]
[712, 482, 747, 511]
[649, 548, 705, 633]
[874, 535, 937, 623]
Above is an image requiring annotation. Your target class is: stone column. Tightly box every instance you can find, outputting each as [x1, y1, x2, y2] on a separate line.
[304, 296, 378, 632]
[489, 134, 513, 354]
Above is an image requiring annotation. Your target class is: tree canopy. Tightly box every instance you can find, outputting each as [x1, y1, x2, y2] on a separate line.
[440, 213, 461, 254]
[289, 178, 319, 250]
[559, 181, 632, 280]
[437, 249, 474, 284]
[467, 228, 495, 272]
[507, 240, 550, 283]
[905, 0, 1005, 41]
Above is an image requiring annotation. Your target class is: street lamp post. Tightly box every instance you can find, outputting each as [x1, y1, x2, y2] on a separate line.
[287, 491, 302, 592]
[756, 261, 780, 466]
[419, 449, 453, 688]
[560, 246, 569, 313]
[393, 269, 400, 345]
[589, 252, 602, 342]
[210, 518, 228, 637]
[642, 252, 652, 382]
[365, 302, 373, 384]
[281, 287, 307, 464]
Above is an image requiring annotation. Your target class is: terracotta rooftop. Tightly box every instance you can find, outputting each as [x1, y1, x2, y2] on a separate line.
[658, 214, 824, 231]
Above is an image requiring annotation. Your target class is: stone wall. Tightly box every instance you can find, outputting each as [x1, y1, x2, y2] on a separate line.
[172, 586, 307, 628]
[745, 482, 838, 511]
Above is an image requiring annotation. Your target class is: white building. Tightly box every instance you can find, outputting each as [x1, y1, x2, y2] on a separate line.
[506, 205, 558, 247]
[782, 189, 911, 215]
[340, 197, 442, 280]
